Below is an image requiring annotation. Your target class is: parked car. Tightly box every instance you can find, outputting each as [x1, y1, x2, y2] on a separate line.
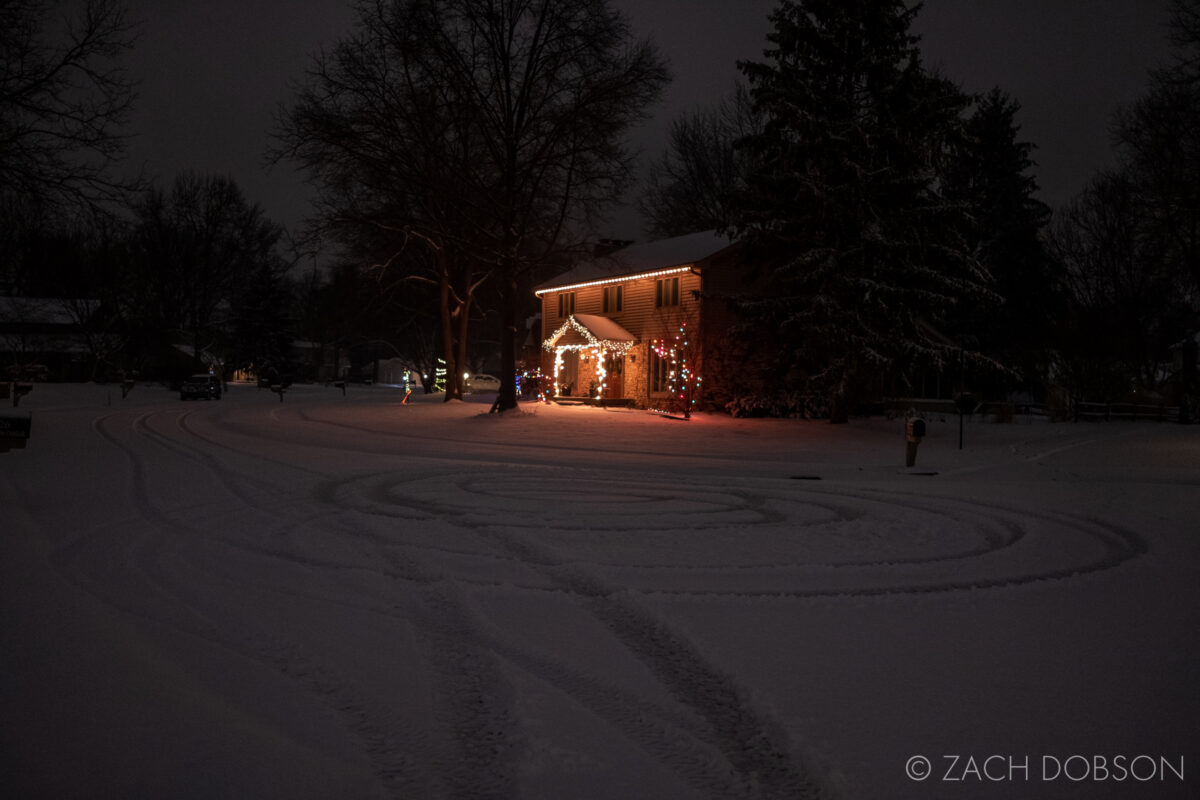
[180, 373, 222, 400]
[465, 373, 501, 392]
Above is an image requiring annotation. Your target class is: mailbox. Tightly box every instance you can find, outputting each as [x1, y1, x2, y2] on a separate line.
[0, 411, 32, 452]
[905, 416, 926, 467]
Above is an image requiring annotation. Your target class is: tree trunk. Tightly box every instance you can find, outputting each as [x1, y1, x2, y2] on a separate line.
[829, 390, 848, 423]
[455, 290, 471, 400]
[438, 254, 461, 401]
[493, 270, 519, 413]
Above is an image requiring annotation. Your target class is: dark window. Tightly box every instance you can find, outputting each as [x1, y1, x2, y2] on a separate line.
[603, 285, 623, 313]
[557, 292, 576, 317]
[655, 276, 679, 308]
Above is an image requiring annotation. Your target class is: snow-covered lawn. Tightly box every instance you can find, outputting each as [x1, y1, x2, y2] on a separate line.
[2, 383, 1197, 799]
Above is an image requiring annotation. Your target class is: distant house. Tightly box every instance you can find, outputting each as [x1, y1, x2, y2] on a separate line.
[0, 296, 105, 381]
[534, 231, 743, 411]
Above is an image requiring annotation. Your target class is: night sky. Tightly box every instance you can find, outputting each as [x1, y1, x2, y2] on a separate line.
[121, 0, 1173, 242]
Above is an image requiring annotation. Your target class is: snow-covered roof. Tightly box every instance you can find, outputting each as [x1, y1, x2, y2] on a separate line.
[172, 344, 222, 366]
[570, 314, 635, 342]
[535, 230, 736, 294]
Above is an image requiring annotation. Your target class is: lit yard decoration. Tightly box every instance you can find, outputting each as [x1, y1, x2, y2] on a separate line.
[542, 314, 635, 401]
[649, 322, 702, 419]
[518, 366, 548, 401]
[434, 358, 446, 393]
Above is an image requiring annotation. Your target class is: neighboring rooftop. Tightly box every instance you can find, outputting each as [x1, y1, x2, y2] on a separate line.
[535, 230, 736, 294]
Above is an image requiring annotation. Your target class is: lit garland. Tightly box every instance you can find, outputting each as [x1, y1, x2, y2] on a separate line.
[595, 347, 607, 399]
[543, 315, 635, 401]
[542, 315, 636, 356]
[552, 347, 565, 396]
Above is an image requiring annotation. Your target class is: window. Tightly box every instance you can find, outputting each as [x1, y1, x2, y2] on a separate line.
[557, 291, 576, 317]
[602, 285, 623, 313]
[650, 346, 671, 394]
[655, 276, 679, 308]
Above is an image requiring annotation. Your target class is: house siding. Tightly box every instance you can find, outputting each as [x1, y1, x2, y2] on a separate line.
[540, 269, 703, 408]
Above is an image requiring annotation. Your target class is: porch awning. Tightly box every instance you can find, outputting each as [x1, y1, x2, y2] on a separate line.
[543, 313, 636, 352]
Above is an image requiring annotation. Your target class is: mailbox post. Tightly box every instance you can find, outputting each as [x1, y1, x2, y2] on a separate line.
[955, 393, 974, 450]
[120, 370, 138, 399]
[905, 416, 926, 467]
[9, 381, 32, 408]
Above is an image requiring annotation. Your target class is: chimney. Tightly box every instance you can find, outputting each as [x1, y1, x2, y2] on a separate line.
[593, 238, 634, 258]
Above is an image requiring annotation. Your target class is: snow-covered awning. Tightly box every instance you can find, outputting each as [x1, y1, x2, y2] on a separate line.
[543, 314, 636, 353]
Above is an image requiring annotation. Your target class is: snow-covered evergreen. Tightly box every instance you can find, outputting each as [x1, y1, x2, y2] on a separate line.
[729, 0, 999, 419]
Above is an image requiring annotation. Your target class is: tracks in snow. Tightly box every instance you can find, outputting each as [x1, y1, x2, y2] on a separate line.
[48, 400, 1148, 799]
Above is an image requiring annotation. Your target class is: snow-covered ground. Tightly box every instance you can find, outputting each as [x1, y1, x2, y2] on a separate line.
[2, 382, 1197, 799]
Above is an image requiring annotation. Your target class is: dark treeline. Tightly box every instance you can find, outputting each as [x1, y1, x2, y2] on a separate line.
[0, 173, 474, 387]
[643, 0, 1199, 420]
[0, 0, 529, 388]
[3, 0, 1197, 418]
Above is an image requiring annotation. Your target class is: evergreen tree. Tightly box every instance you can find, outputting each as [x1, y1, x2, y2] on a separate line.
[942, 88, 1059, 397]
[728, 0, 997, 420]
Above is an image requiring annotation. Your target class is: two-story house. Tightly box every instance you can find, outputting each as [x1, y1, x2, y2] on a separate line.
[534, 230, 739, 411]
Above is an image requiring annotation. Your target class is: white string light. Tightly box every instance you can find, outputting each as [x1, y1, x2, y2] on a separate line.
[534, 265, 694, 297]
[541, 316, 636, 356]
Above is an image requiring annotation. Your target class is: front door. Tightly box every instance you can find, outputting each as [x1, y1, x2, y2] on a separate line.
[604, 352, 624, 400]
[558, 349, 579, 396]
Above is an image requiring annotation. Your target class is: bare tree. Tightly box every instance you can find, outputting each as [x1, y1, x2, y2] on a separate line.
[127, 173, 285, 375]
[0, 0, 139, 217]
[273, 0, 669, 410]
[1049, 171, 1179, 396]
[639, 84, 762, 238]
[273, 0, 495, 400]
[1049, 0, 1200, 400]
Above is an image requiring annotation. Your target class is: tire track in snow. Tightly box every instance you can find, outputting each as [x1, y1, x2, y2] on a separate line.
[74, 407, 432, 797]
[482, 529, 829, 800]
[75, 400, 1150, 799]
[306, 475, 819, 797]
[319, 462, 822, 795]
[313, 465, 1148, 798]
[154, 406, 525, 796]
[343, 524, 786, 798]
[323, 468, 1144, 598]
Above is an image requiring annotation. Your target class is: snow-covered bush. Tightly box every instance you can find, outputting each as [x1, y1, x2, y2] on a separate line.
[725, 392, 829, 419]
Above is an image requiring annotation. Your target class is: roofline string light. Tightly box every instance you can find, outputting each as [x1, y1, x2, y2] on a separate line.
[534, 265, 695, 297]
